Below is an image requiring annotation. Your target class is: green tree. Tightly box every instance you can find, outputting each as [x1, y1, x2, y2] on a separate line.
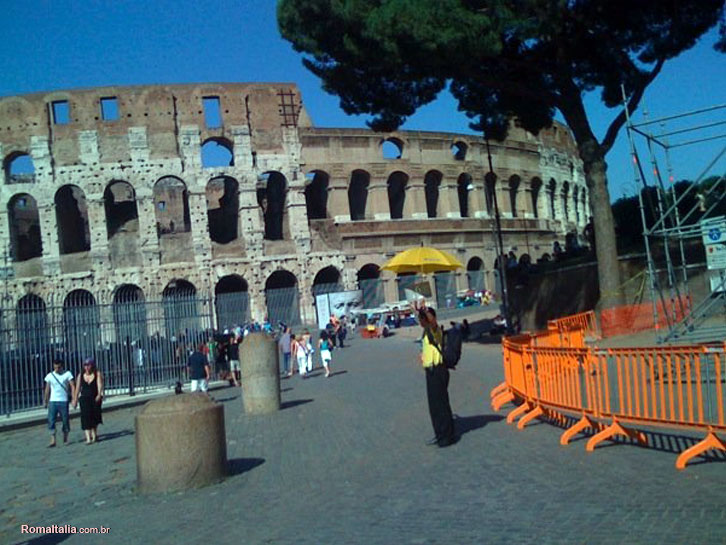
[278, 0, 725, 308]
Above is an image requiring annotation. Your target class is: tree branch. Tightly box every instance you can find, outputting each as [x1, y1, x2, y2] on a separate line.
[600, 58, 666, 153]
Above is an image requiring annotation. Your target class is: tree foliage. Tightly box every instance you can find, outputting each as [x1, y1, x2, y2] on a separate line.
[278, 0, 725, 307]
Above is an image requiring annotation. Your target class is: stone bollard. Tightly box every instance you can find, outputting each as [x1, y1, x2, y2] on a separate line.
[239, 332, 280, 414]
[135, 393, 227, 494]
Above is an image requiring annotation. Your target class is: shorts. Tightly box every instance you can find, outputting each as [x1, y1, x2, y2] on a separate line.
[191, 379, 208, 392]
[229, 359, 240, 372]
[320, 350, 332, 364]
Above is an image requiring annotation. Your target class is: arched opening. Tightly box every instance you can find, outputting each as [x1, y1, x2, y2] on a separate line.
[54, 185, 90, 254]
[387, 171, 408, 219]
[573, 186, 580, 224]
[424, 170, 442, 218]
[348, 170, 369, 221]
[507, 175, 520, 217]
[4, 152, 35, 184]
[531, 177, 542, 219]
[357, 264, 384, 307]
[201, 138, 234, 168]
[458, 173, 473, 218]
[112, 284, 147, 344]
[162, 280, 200, 339]
[215, 275, 249, 328]
[451, 141, 467, 161]
[466, 257, 485, 291]
[17, 294, 46, 354]
[548, 178, 557, 219]
[381, 138, 403, 160]
[485, 172, 497, 215]
[206, 176, 239, 244]
[63, 290, 99, 358]
[257, 171, 287, 240]
[561, 181, 570, 221]
[312, 266, 343, 297]
[265, 270, 299, 325]
[154, 176, 191, 237]
[305, 170, 329, 220]
[104, 181, 139, 266]
[8, 194, 42, 261]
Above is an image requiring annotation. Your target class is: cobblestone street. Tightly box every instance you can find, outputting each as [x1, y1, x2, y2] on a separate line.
[3, 333, 726, 545]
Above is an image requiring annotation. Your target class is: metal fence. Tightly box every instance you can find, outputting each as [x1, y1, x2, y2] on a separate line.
[0, 292, 214, 416]
[434, 272, 458, 309]
[359, 278, 385, 308]
[265, 287, 300, 326]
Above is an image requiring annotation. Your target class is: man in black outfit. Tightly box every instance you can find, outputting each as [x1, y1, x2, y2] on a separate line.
[417, 306, 457, 448]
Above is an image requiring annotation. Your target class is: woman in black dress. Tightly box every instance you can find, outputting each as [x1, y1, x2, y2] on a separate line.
[72, 358, 104, 444]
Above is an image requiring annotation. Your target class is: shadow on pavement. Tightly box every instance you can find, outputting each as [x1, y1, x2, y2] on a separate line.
[228, 457, 265, 476]
[280, 399, 313, 410]
[455, 414, 505, 436]
[14, 534, 71, 545]
[98, 429, 134, 442]
[327, 370, 348, 378]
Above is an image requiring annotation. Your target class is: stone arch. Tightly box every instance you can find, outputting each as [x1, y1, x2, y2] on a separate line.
[357, 263, 384, 307]
[572, 185, 580, 224]
[162, 279, 200, 339]
[348, 170, 370, 221]
[547, 178, 557, 219]
[154, 176, 191, 236]
[381, 137, 403, 160]
[62, 289, 100, 358]
[312, 265, 343, 297]
[424, 170, 442, 218]
[7, 193, 42, 261]
[458, 173, 473, 218]
[387, 171, 409, 219]
[206, 176, 239, 244]
[104, 180, 140, 267]
[17, 294, 46, 354]
[54, 185, 90, 255]
[530, 177, 543, 219]
[451, 141, 468, 161]
[4, 152, 35, 184]
[508, 175, 521, 217]
[466, 256, 485, 291]
[215, 274, 250, 328]
[265, 270, 300, 325]
[305, 170, 329, 220]
[112, 284, 147, 343]
[257, 171, 287, 240]
[561, 181, 570, 221]
[485, 172, 497, 215]
[201, 137, 234, 168]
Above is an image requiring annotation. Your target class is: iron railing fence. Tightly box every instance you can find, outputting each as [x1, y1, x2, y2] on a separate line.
[265, 286, 301, 326]
[0, 292, 214, 416]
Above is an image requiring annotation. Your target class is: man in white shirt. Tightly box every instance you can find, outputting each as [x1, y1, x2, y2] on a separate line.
[44, 359, 75, 447]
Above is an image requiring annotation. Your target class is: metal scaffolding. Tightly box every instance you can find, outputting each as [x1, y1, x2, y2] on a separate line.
[624, 92, 726, 343]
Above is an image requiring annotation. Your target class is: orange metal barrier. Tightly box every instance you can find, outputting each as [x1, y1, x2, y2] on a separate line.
[548, 310, 600, 340]
[490, 315, 726, 470]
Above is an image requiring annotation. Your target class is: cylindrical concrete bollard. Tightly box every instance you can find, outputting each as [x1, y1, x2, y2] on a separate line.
[239, 332, 280, 414]
[135, 393, 227, 494]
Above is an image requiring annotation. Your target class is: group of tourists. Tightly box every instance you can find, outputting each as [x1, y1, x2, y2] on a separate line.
[43, 357, 104, 447]
[277, 315, 349, 379]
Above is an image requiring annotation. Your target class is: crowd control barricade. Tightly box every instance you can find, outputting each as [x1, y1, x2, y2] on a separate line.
[490, 313, 726, 470]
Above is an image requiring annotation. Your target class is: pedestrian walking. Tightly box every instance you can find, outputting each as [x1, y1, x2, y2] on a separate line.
[318, 330, 333, 378]
[337, 317, 347, 348]
[226, 336, 241, 387]
[417, 305, 457, 448]
[72, 357, 104, 445]
[43, 359, 75, 447]
[279, 326, 292, 377]
[292, 334, 308, 378]
[188, 343, 211, 392]
[302, 329, 314, 373]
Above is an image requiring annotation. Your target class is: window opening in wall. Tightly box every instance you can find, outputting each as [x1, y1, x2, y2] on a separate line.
[451, 142, 468, 161]
[54, 185, 91, 254]
[157, 201, 166, 211]
[5, 153, 35, 184]
[201, 138, 234, 168]
[206, 176, 239, 244]
[382, 138, 402, 160]
[387, 171, 408, 219]
[424, 171, 442, 218]
[8, 193, 42, 261]
[509, 176, 521, 218]
[348, 170, 369, 221]
[458, 173, 473, 218]
[304, 171, 329, 220]
[258, 171, 287, 240]
[100, 97, 119, 121]
[202, 96, 222, 129]
[51, 100, 70, 124]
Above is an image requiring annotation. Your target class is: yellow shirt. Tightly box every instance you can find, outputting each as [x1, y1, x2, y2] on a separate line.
[421, 327, 444, 368]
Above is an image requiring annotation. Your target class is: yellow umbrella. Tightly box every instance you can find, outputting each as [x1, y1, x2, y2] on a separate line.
[381, 246, 464, 274]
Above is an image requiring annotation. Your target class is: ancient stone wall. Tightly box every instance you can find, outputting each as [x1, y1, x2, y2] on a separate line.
[0, 83, 586, 325]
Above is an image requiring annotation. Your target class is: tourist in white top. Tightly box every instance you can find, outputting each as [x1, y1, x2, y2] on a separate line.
[43, 359, 76, 448]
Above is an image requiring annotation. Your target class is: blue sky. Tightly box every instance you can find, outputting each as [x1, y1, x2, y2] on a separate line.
[1, 0, 724, 200]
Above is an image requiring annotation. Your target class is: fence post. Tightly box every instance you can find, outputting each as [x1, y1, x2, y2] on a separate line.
[126, 335, 135, 396]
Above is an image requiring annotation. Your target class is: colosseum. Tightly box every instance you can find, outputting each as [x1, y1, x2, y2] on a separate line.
[0, 82, 587, 336]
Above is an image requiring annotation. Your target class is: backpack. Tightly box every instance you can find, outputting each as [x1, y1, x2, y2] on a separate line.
[426, 326, 463, 369]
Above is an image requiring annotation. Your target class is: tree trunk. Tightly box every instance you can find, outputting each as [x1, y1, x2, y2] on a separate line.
[580, 142, 624, 310]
